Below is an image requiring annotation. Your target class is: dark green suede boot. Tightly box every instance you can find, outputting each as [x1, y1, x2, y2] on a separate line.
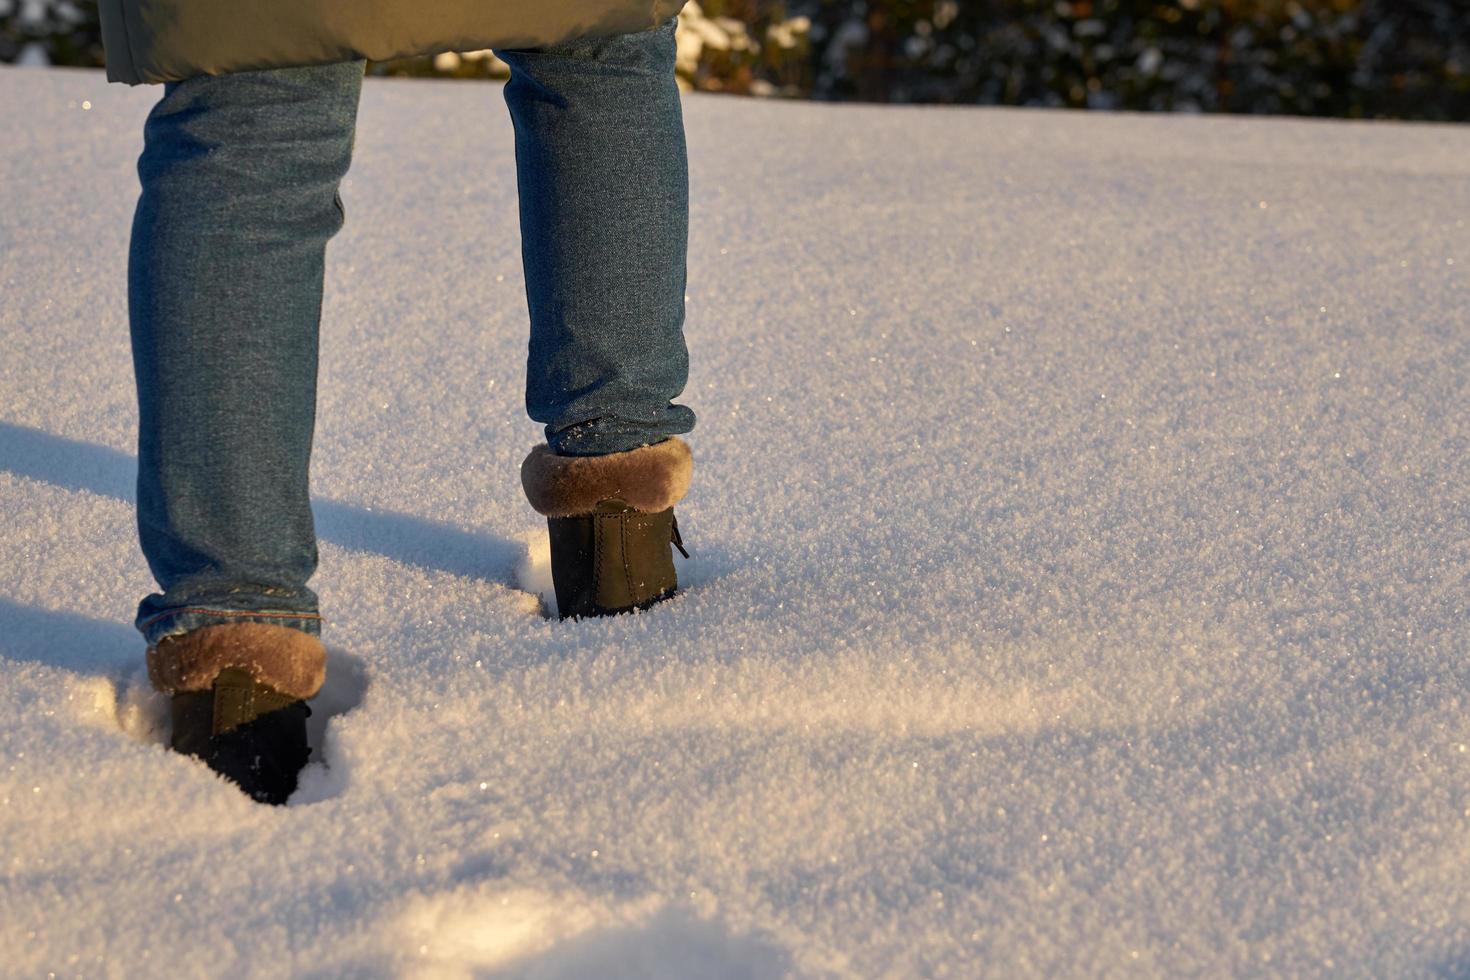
[521, 437, 694, 620]
[548, 499, 689, 619]
[149, 622, 326, 805]
[170, 668, 311, 805]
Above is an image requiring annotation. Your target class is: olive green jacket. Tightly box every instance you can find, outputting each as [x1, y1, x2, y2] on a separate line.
[100, 0, 688, 85]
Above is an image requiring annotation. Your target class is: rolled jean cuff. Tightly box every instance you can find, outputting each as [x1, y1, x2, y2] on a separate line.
[546, 408, 695, 457]
[136, 605, 322, 647]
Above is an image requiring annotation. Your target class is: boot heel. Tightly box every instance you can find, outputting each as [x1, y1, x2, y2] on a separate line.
[548, 500, 681, 619]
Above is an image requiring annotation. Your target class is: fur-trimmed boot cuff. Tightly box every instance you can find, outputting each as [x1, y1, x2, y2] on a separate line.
[521, 437, 692, 518]
[146, 622, 326, 700]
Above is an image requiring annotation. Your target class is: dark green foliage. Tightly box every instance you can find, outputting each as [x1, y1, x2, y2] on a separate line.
[1, 0, 104, 68]
[794, 0, 1470, 118]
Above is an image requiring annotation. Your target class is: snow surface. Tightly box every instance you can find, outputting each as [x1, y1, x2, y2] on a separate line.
[3, 65, 1470, 978]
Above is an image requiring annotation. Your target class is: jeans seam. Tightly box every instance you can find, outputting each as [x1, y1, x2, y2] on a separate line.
[138, 607, 324, 630]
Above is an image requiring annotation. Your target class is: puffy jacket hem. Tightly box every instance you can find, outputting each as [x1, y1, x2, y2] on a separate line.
[98, 0, 142, 85]
[96, 0, 689, 85]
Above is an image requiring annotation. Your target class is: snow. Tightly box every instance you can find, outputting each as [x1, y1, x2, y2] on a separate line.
[3, 65, 1470, 977]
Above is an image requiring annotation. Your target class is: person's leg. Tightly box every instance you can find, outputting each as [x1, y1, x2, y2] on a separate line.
[496, 16, 695, 457]
[130, 61, 364, 803]
[130, 62, 364, 648]
[497, 18, 696, 618]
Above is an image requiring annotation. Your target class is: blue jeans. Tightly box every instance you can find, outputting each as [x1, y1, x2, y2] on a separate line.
[129, 19, 695, 645]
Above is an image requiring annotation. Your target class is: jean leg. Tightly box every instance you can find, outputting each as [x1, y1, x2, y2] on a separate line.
[497, 17, 696, 457]
[129, 62, 364, 645]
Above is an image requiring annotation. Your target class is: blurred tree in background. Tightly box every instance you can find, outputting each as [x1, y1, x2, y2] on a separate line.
[1, 0, 101, 67]
[793, 0, 1470, 117]
[4, 0, 1467, 120]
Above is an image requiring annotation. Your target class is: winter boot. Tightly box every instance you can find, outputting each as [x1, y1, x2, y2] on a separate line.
[148, 622, 325, 805]
[521, 437, 692, 619]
